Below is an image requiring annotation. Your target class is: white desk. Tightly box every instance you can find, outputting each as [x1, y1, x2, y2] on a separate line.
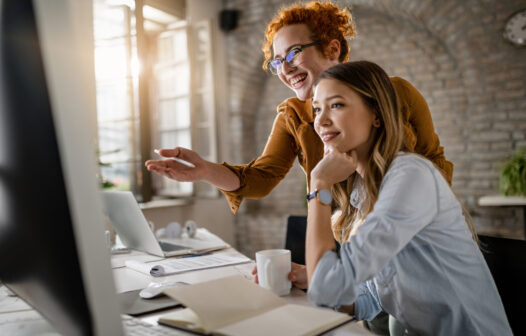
[113, 248, 371, 335]
[0, 248, 372, 335]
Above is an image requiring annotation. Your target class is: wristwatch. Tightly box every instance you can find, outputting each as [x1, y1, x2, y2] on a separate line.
[306, 189, 332, 205]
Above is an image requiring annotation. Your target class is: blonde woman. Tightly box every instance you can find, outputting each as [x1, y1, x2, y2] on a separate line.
[306, 60, 511, 335]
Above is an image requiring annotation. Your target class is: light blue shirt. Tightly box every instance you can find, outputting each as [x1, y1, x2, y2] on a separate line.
[308, 154, 512, 335]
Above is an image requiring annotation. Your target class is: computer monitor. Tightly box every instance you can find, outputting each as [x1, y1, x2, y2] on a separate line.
[0, 0, 123, 335]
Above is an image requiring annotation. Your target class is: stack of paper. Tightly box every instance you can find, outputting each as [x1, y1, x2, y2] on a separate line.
[125, 254, 251, 277]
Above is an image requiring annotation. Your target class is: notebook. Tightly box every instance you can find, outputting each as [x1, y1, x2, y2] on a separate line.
[102, 191, 229, 257]
[158, 275, 353, 336]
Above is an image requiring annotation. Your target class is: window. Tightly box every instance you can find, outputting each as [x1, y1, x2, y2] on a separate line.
[189, 21, 218, 197]
[93, 0, 217, 201]
[94, 3, 139, 194]
[152, 23, 192, 195]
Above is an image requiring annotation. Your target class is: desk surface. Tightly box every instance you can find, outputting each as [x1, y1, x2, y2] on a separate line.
[0, 248, 371, 335]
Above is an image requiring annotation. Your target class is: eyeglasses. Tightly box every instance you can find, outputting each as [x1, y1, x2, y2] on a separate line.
[267, 41, 319, 75]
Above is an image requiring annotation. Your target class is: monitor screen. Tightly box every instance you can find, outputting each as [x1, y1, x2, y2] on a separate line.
[0, 0, 122, 335]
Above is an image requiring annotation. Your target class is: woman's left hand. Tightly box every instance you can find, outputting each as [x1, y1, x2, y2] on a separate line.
[310, 146, 358, 188]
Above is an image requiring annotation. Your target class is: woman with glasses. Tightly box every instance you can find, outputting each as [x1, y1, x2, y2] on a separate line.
[146, 1, 452, 215]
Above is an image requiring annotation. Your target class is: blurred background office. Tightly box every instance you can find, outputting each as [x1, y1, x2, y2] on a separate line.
[93, 0, 526, 257]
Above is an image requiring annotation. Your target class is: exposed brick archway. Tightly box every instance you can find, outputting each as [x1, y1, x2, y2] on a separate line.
[224, 0, 526, 256]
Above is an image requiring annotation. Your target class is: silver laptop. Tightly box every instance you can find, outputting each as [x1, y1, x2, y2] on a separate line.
[102, 191, 228, 257]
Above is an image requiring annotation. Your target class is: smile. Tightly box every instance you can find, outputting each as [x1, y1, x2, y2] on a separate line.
[289, 74, 307, 88]
[320, 132, 339, 142]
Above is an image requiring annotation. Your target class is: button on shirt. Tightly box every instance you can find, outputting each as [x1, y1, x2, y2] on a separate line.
[308, 154, 511, 335]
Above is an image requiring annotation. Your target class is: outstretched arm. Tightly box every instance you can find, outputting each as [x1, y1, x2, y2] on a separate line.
[145, 147, 240, 191]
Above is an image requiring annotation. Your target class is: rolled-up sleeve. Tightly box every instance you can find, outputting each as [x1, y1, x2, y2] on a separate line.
[308, 156, 438, 309]
[354, 281, 382, 321]
[308, 250, 356, 307]
[220, 111, 297, 213]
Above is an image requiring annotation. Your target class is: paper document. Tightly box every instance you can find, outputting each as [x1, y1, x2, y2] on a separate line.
[125, 254, 251, 277]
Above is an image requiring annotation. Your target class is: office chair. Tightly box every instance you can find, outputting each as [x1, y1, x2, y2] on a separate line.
[285, 216, 308, 265]
[479, 234, 526, 335]
[285, 215, 341, 265]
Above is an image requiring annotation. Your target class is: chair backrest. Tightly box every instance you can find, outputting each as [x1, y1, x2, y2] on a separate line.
[285, 215, 342, 265]
[479, 234, 526, 335]
[285, 216, 307, 265]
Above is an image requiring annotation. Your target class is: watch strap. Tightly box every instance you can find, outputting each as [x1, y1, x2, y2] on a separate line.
[306, 189, 332, 205]
[306, 190, 318, 201]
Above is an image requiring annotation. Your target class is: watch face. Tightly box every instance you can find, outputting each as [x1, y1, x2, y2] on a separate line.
[504, 10, 526, 46]
[318, 189, 332, 205]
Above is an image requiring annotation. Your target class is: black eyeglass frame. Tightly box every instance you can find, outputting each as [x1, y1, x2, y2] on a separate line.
[267, 41, 320, 75]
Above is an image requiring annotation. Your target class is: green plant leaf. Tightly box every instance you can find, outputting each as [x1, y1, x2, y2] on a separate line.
[499, 148, 526, 196]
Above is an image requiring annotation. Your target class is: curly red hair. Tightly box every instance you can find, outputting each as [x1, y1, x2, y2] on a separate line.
[262, 1, 356, 70]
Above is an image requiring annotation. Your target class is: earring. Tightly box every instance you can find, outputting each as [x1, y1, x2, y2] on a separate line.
[373, 117, 381, 128]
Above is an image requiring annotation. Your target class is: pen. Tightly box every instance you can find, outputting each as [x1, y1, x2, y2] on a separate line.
[154, 149, 195, 168]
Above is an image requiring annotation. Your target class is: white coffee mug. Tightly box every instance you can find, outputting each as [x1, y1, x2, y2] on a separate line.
[256, 249, 291, 296]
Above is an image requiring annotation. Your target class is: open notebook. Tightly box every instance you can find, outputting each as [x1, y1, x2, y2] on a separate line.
[158, 275, 352, 336]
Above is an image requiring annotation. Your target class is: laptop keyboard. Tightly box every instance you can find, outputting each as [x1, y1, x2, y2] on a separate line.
[123, 315, 186, 335]
[158, 241, 191, 252]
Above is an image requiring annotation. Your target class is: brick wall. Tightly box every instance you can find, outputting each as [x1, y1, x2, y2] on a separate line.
[222, 0, 526, 257]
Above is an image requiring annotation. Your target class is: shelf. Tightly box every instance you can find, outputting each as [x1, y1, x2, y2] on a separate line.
[478, 195, 526, 207]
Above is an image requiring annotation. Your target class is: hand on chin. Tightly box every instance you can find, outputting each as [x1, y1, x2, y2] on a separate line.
[313, 146, 358, 186]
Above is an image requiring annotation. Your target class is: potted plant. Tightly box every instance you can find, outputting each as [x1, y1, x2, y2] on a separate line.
[499, 148, 526, 196]
[97, 149, 121, 189]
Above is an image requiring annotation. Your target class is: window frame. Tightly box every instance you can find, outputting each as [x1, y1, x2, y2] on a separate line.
[94, 0, 219, 202]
